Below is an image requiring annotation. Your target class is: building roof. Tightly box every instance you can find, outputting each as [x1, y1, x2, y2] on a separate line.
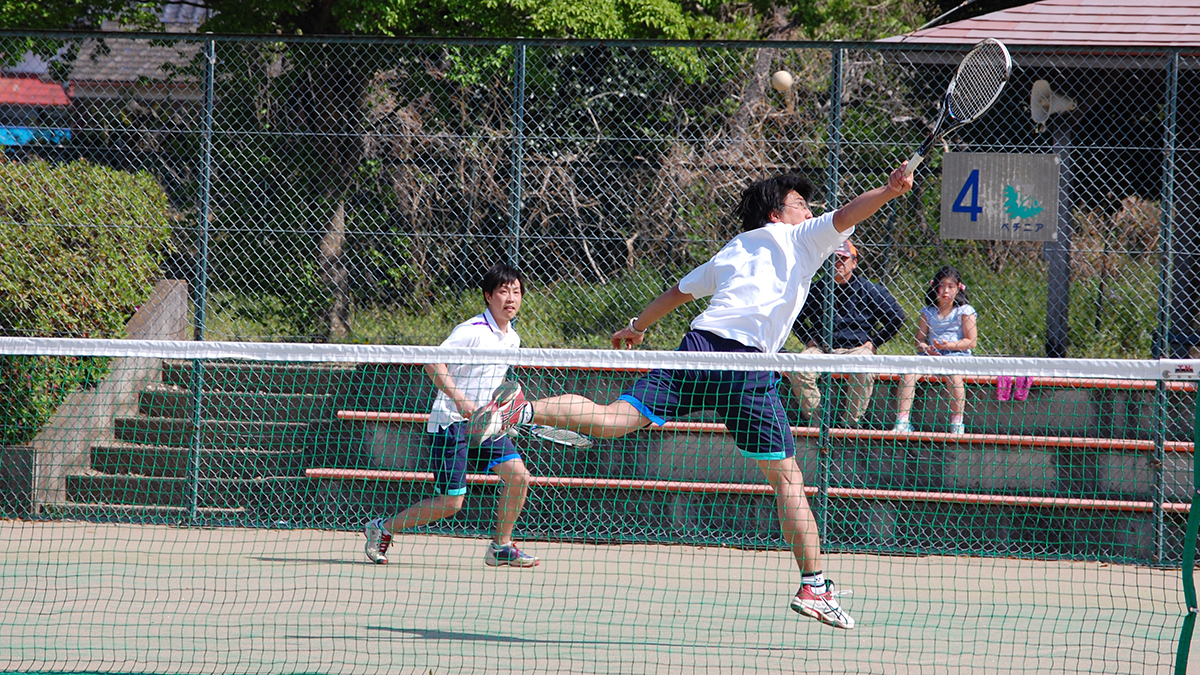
[70, 0, 208, 85]
[0, 77, 71, 106]
[882, 0, 1200, 47]
[70, 39, 201, 84]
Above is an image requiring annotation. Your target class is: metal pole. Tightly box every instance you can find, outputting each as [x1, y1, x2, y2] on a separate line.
[1155, 52, 1180, 562]
[189, 36, 216, 525]
[1045, 121, 1073, 358]
[817, 46, 844, 536]
[508, 42, 527, 268]
[1172, 384, 1199, 675]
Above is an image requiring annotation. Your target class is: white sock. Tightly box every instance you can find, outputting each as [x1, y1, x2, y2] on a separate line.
[802, 571, 826, 594]
[896, 412, 910, 423]
[374, 518, 391, 535]
[950, 414, 964, 425]
[516, 402, 535, 425]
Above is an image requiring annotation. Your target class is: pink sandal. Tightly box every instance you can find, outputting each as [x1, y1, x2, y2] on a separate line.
[1013, 376, 1032, 401]
[996, 375, 1013, 401]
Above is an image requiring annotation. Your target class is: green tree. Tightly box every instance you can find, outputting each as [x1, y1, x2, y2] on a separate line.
[0, 1, 931, 340]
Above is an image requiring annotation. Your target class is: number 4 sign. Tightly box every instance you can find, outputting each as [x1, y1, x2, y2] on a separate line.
[952, 169, 983, 222]
[940, 153, 1059, 242]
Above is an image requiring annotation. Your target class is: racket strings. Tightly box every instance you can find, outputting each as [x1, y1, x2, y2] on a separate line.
[947, 42, 1011, 122]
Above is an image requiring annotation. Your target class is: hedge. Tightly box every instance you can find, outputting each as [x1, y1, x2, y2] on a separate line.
[0, 160, 176, 446]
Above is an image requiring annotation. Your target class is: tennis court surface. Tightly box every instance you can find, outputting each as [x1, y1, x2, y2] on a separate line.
[0, 521, 1187, 674]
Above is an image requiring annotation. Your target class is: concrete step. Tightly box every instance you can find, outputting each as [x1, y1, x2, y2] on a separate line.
[114, 416, 311, 450]
[64, 474, 309, 510]
[161, 360, 356, 395]
[51, 502, 248, 526]
[138, 385, 334, 423]
[91, 442, 307, 479]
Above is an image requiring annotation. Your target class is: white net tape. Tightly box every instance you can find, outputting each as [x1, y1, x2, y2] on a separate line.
[3, 337, 1197, 380]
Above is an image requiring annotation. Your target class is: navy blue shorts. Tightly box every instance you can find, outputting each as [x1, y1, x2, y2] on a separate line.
[619, 330, 796, 460]
[429, 422, 522, 496]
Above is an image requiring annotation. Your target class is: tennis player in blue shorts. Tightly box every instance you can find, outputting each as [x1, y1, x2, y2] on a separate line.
[363, 262, 538, 568]
[470, 163, 914, 628]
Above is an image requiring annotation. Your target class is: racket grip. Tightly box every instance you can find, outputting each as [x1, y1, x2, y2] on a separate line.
[903, 151, 924, 177]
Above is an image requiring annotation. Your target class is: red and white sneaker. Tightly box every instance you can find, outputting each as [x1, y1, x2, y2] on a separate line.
[467, 381, 528, 445]
[364, 518, 392, 565]
[790, 580, 855, 629]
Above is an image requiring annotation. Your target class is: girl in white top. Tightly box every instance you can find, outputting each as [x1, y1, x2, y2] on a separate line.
[893, 266, 978, 435]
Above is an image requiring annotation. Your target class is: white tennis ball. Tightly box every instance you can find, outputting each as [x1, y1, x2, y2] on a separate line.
[770, 70, 794, 92]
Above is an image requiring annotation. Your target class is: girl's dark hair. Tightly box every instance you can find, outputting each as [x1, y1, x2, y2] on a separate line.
[925, 265, 969, 308]
[733, 174, 816, 232]
[480, 262, 525, 298]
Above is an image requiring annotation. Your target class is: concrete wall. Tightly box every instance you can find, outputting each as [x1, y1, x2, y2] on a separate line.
[0, 280, 190, 515]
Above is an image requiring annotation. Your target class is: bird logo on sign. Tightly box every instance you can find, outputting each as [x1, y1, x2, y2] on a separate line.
[1003, 185, 1043, 220]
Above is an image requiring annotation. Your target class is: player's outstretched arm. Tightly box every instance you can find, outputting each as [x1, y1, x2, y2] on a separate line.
[832, 162, 914, 233]
[612, 284, 695, 349]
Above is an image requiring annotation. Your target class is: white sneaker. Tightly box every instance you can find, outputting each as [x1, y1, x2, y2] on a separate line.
[467, 381, 528, 445]
[484, 541, 539, 568]
[790, 580, 855, 629]
[892, 419, 913, 434]
[949, 421, 966, 435]
[363, 518, 392, 565]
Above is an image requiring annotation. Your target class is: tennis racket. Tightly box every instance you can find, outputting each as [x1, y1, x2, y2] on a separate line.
[904, 38, 1012, 176]
[510, 424, 593, 448]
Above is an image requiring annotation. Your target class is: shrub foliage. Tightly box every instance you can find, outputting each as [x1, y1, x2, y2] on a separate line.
[0, 160, 175, 445]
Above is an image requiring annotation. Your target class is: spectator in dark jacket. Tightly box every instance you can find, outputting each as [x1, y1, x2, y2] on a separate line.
[789, 239, 906, 425]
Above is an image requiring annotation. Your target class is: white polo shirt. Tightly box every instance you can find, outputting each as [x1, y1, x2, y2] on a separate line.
[427, 308, 520, 432]
[678, 210, 849, 353]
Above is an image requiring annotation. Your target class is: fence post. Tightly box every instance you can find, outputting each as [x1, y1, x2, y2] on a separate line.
[189, 35, 216, 525]
[1155, 51, 1180, 562]
[817, 46, 844, 535]
[508, 41, 527, 269]
[1045, 120, 1074, 358]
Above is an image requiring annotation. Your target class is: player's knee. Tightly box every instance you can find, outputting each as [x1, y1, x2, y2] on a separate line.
[508, 467, 531, 489]
[496, 460, 531, 489]
[439, 494, 465, 513]
[758, 459, 805, 488]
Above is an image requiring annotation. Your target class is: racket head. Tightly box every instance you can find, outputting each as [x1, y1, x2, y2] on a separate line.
[944, 38, 1012, 126]
[904, 38, 1011, 177]
[524, 424, 593, 448]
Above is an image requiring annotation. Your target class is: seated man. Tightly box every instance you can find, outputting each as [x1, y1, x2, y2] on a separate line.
[788, 238, 906, 426]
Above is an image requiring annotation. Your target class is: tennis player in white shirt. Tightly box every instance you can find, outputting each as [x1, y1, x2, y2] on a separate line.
[473, 163, 913, 629]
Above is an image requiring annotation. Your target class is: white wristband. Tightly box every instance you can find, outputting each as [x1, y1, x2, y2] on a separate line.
[627, 317, 647, 335]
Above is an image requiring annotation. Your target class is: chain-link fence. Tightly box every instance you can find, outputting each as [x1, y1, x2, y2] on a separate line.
[2, 32, 1197, 358]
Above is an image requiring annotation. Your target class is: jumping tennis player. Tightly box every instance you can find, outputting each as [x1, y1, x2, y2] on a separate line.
[469, 163, 913, 628]
[364, 262, 538, 568]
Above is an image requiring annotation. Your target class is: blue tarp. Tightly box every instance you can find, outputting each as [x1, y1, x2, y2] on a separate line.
[0, 126, 71, 146]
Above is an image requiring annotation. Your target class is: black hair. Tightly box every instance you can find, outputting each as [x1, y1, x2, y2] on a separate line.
[925, 265, 969, 308]
[733, 174, 817, 232]
[480, 262, 525, 299]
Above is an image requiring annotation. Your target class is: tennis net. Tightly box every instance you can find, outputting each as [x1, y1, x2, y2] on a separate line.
[1, 337, 1196, 674]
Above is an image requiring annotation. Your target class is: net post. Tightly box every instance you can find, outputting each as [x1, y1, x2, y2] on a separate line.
[188, 360, 205, 525]
[1174, 383, 1199, 675]
[1155, 380, 1167, 563]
